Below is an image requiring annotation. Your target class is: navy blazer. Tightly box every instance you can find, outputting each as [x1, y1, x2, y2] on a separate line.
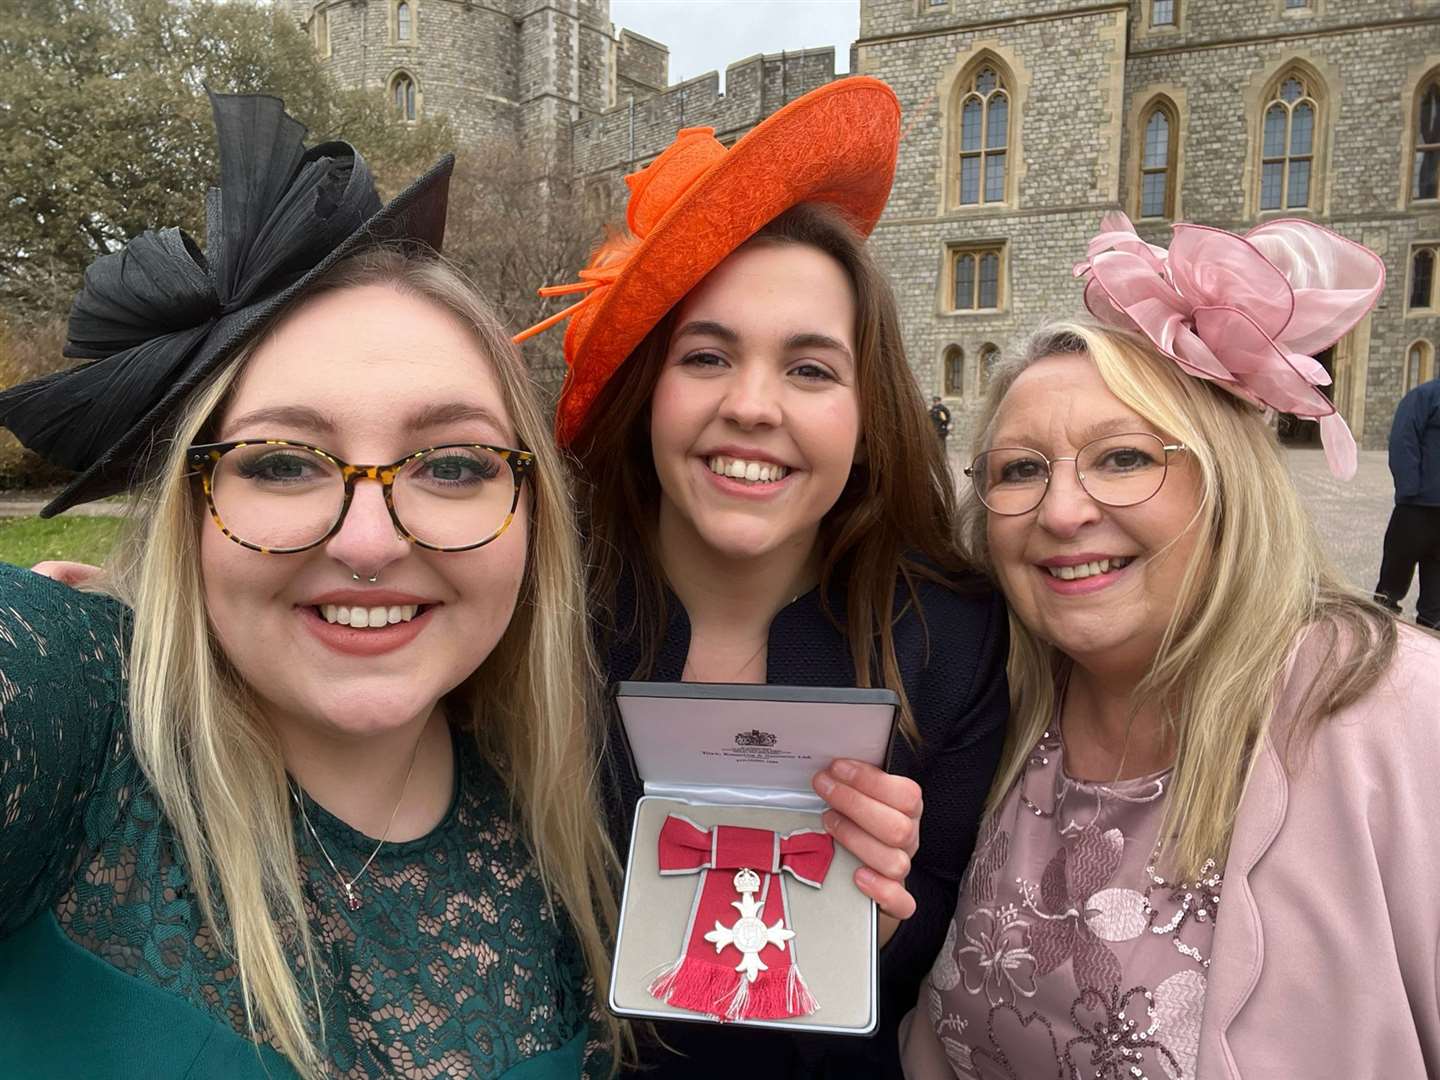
[1389, 378, 1440, 507]
[600, 566, 1008, 1079]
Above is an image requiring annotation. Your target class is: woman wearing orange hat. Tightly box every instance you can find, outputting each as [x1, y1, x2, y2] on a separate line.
[518, 77, 1008, 1078]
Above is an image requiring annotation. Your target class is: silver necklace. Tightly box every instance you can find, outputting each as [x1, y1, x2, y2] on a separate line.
[288, 735, 423, 912]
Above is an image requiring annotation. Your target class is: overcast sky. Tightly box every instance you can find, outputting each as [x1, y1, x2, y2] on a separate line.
[609, 1, 860, 87]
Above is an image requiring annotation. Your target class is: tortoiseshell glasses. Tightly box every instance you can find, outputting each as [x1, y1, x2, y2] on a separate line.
[186, 440, 536, 553]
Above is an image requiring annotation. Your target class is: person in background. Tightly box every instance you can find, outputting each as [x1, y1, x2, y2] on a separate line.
[930, 395, 953, 447]
[0, 93, 621, 1079]
[517, 78, 1008, 1078]
[903, 216, 1440, 1079]
[1373, 370, 1440, 630]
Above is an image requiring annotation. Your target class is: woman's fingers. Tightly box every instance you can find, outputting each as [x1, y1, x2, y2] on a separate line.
[812, 759, 922, 855]
[813, 759, 923, 923]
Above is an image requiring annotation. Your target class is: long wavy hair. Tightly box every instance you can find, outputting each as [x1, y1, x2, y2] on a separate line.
[101, 250, 623, 1076]
[571, 202, 973, 740]
[959, 320, 1397, 879]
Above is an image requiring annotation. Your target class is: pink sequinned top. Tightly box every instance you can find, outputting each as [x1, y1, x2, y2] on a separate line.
[900, 726, 1222, 1080]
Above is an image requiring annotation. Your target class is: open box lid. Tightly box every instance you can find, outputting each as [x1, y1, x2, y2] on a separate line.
[612, 682, 899, 808]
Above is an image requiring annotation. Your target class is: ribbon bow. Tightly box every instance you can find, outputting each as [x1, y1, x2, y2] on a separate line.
[657, 815, 836, 888]
[1073, 211, 1385, 479]
[0, 91, 401, 513]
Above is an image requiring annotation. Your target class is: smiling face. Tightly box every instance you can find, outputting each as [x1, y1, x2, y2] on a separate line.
[648, 241, 861, 566]
[200, 283, 528, 741]
[984, 353, 1204, 681]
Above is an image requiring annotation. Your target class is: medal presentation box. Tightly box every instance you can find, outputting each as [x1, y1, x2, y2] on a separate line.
[609, 682, 899, 1036]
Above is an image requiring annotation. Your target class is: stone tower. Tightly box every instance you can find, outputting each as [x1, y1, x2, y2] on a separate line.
[285, 0, 670, 174]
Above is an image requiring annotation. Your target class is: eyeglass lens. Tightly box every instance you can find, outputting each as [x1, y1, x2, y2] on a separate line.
[972, 433, 1171, 515]
[208, 444, 517, 550]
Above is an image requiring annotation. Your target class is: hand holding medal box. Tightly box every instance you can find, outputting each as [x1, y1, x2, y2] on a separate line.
[608, 683, 898, 1036]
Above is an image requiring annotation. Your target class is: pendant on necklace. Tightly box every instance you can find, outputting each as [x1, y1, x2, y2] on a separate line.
[343, 883, 362, 912]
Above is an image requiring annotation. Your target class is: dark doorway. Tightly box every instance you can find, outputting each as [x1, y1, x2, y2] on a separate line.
[1276, 346, 1335, 446]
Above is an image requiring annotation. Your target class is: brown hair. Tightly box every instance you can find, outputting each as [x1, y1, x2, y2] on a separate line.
[570, 202, 974, 739]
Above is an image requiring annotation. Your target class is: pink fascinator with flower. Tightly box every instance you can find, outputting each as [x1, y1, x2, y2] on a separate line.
[1073, 211, 1385, 479]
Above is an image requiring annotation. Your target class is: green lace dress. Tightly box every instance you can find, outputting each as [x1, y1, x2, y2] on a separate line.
[0, 564, 599, 1079]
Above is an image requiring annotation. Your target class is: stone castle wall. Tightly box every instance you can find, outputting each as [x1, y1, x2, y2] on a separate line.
[571, 48, 841, 178]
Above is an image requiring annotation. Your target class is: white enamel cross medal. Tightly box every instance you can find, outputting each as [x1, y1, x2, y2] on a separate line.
[703, 867, 796, 982]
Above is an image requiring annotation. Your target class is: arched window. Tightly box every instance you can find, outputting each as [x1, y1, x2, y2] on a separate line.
[1405, 341, 1434, 393]
[943, 346, 965, 397]
[1260, 71, 1319, 211]
[1139, 100, 1178, 219]
[1411, 245, 1437, 311]
[396, 1, 413, 42]
[952, 65, 1009, 208]
[951, 246, 1004, 311]
[391, 73, 417, 122]
[1415, 73, 1439, 202]
[977, 344, 1000, 392]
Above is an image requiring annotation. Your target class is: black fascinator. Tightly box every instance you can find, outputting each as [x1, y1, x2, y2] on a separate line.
[0, 91, 454, 517]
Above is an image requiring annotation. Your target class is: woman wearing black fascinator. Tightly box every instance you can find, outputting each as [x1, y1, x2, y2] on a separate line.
[0, 92, 621, 1078]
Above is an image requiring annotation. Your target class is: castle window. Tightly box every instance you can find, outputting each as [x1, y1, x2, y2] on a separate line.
[1414, 73, 1439, 202]
[395, 1, 413, 43]
[1260, 71, 1319, 211]
[1405, 341, 1434, 393]
[1139, 100, 1178, 219]
[977, 344, 1000, 392]
[312, 6, 329, 58]
[943, 346, 965, 396]
[1284, 0, 1309, 7]
[950, 64, 1009, 208]
[950, 245, 1005, 312]
[1152, 0, 1176, 27]
[1410, 246, 1437, 311]
[391, 73, 418, 122]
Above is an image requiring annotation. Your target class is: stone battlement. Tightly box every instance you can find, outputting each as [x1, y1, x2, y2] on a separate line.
[572, 46, 840, 176]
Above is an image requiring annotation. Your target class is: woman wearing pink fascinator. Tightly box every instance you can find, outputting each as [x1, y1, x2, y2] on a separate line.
[1074, 211, 1384, 478]
[900, 217, 1440, 1079]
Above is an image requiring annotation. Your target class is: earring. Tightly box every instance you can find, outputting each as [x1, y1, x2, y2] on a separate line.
[351, 572, 379, 584]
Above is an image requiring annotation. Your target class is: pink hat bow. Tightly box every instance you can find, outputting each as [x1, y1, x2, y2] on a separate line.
[1073, 211, 1385, 479]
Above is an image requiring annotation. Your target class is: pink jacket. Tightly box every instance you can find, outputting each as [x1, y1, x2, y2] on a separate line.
[1196, 624, 1440, 1078]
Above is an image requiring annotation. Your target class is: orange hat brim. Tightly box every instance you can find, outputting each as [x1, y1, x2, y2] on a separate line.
[555, 76, 901, 445]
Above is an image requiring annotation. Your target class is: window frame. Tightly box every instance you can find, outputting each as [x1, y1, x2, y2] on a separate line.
[1408, 243, 1439, 314]
[948, 61, 1013, 210]
[945, 243, 1007, 315]
[1254, 65, 1325, 217]
[1136, 98, 1179, 220]
[312, 4, 330, 59]
[942, 345, 965, 398]
[1412, 71, 1440, 205]
[976, 343, 1000, 394]
[392, 0, 416, 46]
[389, 70, 419, 123]
[1404, 340, 1435, 393]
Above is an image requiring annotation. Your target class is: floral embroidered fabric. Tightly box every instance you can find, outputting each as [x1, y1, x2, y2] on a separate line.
[904, 727, 1221, 1080]
[0, 566, 597, 1078]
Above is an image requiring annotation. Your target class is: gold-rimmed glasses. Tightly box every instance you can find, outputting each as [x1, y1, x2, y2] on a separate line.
[186, 440, 536, 553]
[965, 432, 1186, 516]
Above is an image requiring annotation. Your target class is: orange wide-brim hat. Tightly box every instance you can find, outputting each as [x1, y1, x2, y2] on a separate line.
[514, 76, 901, 446]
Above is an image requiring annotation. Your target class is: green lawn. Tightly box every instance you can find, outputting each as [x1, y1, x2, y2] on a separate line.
[0, 516, 122, 568]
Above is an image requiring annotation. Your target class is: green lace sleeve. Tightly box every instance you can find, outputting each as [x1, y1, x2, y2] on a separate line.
[0, 563, 133, 937]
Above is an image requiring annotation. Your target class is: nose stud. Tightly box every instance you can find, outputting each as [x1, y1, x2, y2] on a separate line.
[351, 573, 379, 584]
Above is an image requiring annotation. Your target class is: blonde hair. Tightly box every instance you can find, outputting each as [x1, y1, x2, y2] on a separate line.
[101, 250, 623, 1076]
[959, 320, 1397, 879]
